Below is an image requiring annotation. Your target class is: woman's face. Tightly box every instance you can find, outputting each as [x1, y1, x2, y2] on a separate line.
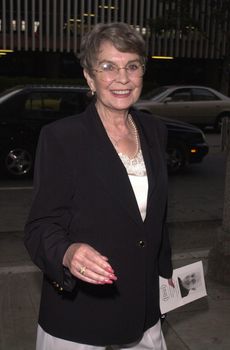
[84, 41, 144, 114]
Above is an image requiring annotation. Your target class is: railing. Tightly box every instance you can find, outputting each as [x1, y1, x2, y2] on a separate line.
[0, 0, 228, 58]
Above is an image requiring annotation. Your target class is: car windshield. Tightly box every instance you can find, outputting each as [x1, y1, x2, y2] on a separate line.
[141, 86, 168, 100]
[0, 88, 22, 103]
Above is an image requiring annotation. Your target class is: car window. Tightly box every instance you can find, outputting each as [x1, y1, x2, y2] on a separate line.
[168, 88, 192, 102]
[25, 93, 60, 111]
[191, 88, 220, 101]
[24, 91, 89, 119]
[141, 86, 168, 99]
[59, 92, 90, 114]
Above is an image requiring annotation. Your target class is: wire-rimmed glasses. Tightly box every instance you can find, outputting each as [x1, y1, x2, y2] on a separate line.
[93, 61, 145, 81]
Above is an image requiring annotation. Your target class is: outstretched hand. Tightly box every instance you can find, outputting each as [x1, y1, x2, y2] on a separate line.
[63, 243, 117, 285]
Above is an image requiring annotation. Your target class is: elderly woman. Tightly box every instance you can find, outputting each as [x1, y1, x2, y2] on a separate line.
[24, 22, 173, 350]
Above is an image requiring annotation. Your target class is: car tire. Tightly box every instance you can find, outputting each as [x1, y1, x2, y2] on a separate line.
[1, 146, 34, 179]
[215, 113, 230, 133]
[166, 142, 187, 174]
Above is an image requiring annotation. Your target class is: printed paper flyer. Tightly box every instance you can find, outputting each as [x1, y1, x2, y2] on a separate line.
[159, 261, 207, 314]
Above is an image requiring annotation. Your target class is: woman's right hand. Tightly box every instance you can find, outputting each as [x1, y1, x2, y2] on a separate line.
[62, 243, 117, 285]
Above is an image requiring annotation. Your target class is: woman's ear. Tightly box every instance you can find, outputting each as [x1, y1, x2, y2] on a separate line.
[83, 69, 96, 94]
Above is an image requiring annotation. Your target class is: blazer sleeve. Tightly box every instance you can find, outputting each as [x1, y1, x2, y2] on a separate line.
[24, 125, 77, 292]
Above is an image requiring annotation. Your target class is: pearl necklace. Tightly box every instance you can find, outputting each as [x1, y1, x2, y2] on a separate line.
[127, 114, 139, 158]
[107, 114, 139, 158]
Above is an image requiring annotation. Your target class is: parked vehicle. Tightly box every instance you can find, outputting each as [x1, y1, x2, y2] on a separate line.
[159, 116, 209, 174]
[134, 85, 230, 132]
[0, 85, 208, 178]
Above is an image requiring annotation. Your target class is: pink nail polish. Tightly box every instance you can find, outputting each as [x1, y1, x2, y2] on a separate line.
[104, 279, 113, 284]
[109, 274, 117, 280]
[106, 266, 114, 273]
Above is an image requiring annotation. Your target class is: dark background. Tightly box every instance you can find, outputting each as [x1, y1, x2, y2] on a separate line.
[0, 51, 222, 95]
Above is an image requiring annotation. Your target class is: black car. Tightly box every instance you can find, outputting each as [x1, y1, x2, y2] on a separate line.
[161, 116, 209, 174]
[0, 85, 209, 178]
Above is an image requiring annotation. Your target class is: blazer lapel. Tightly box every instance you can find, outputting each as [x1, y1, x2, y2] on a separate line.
[89, 104, 144, 226]
[136, 121, 155, 201]
[132, 110, 165, 218]
[133, 113, 160, 201]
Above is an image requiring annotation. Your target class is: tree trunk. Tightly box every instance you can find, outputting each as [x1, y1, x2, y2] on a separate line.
[219, 57, 230, 96]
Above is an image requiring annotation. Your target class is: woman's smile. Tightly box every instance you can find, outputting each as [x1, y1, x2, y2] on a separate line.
[110, 89, 132, 96]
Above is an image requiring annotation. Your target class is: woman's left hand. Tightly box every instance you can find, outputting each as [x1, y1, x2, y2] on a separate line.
[63, 242, 117, 285]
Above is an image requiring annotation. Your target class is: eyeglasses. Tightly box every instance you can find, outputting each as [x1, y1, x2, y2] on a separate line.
[93, 61, 145, 81]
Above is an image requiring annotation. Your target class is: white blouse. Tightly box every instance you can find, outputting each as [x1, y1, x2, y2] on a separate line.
[118, 149, 148, 221]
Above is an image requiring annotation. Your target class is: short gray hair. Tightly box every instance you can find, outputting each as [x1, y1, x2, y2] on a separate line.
[79, 22, 146, 73]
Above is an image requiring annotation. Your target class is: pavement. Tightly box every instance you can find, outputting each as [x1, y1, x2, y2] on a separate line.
[0, 135, 230, 350]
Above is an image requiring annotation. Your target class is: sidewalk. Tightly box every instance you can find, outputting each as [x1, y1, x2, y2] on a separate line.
[0, 227, 230, 350]
[165, 249, 230, 350]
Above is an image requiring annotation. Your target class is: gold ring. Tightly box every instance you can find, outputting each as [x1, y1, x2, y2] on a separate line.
[79, 266, 86, 275]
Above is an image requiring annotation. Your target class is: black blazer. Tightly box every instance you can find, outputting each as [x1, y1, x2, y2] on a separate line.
[24, 102, 172, 346]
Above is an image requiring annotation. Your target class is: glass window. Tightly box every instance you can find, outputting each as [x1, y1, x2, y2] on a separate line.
[142, 86, 168, 99]
[24, 91, 89, 119]
[191, 88, 220, 101]
[59, 92, 88, 115]
[169, 88, 192, 102]
[25, 92, 61, 115]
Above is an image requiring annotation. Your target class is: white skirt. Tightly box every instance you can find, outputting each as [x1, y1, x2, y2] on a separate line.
[36, 320, 167, 350]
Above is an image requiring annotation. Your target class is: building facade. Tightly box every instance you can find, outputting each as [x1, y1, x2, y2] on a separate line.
[0, 0, 229, 59]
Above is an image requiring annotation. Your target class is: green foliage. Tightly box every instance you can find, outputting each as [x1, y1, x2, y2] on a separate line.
[148, 0, 201, 34]
[209, 0, 230, 39]
[147, 0, 230, 94]
[148, 0, 230, 37]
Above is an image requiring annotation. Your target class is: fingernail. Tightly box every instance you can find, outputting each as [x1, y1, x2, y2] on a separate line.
[104, 279, 113, 284]
[109, 274, 117, 280]
[106, 266, 114, 273]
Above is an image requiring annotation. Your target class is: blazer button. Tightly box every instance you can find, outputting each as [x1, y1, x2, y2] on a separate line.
[138, 240, 146, 248]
